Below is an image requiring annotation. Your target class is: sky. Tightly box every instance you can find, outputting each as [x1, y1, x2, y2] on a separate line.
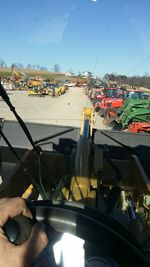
[1, 0, 150, 77]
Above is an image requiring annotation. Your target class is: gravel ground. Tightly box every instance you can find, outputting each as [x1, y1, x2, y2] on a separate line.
[0, 87, 110, 130]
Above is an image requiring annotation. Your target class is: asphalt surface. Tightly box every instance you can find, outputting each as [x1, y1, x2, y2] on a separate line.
[0, 87, 109, 130]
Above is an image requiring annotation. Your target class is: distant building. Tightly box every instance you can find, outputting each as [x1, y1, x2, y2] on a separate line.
[65, 72, 74, 76]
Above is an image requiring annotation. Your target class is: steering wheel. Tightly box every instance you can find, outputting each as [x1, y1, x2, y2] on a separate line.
[3, 200, 149, 267]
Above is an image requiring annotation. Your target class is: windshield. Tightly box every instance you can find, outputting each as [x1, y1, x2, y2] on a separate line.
[105, 89, 120, 97]
[0, 2, 150, 267]
[0, 1, 150, 75]
[128, 91, 147, 99]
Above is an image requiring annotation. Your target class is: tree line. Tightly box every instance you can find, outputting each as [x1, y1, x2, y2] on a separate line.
[103, 73, 150, 89]
[0, 59, 62, 73]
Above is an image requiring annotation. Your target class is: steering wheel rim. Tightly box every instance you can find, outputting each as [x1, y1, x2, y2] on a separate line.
[30, 200, 149, 267]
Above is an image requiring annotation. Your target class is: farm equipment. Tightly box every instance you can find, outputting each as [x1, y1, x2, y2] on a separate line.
[128, 122, 150, 133]
[28, 82, 67, 97]
[89, 88, 105, 102]
[101, 90, 149, 124]
[91, 87, 142, 113]
[53, 84, 66, 96]
[28, 78, 46, 96]
[58, 84, 67, 95]
[89, 87, 120, 103]
[96, 88, 127, 115]
[11, 69, 28, 90]
[0, 82, 150, 266]
[75, 80, 85, 87]
[28, 79, 42, 87]
[114, 99, 150, 133]
[28, 86, 48, 97]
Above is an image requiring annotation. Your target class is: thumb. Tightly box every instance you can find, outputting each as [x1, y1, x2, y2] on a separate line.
[16, 222, 48, 267]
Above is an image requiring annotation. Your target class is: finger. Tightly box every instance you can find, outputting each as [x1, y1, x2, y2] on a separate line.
[0, 198, 32, 227]
[0, 223, 48, 267]
[16, 222, 48, 266]
[0, 226, 19, 267]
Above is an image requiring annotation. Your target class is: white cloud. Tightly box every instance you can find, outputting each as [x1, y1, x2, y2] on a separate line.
[28, 15, 69, 45]
[91, 0, 97, 2]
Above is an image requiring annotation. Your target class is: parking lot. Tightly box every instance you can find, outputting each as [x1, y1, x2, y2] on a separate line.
[0, 87, 110, 130]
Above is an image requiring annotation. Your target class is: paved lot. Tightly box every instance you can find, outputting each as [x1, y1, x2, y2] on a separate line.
[0, 87, 110, 130]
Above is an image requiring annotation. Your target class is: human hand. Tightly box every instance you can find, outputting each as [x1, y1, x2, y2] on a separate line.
[0, 197, 48, 267]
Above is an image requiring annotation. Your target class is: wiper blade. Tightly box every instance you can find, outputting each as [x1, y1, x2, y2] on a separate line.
[0, 83, 38, 153]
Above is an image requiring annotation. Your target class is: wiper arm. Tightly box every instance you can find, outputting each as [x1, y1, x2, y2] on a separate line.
[34, 128, 74, 145]
[0, 83, 38, 153]
[0, 83, 49, 199]
[0, 126, 47, 199]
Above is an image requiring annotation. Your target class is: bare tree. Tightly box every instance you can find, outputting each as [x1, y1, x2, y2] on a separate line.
[15, 63, 24, 69]
[31, 65, 36, 70]
[27, 64, 31, 70]
[11, 63, 16, 71]
[53, 64, 61, 72]
[0, 59, 5, 68]
[36, 64, 41, 70]
[40, 66, 47, 71]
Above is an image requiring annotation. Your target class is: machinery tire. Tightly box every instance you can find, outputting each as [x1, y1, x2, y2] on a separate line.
[95, 107, 100, 112]
[99, 112, 104, 117]
[104, 108, 117, 119]
[103, 108, 116, 126]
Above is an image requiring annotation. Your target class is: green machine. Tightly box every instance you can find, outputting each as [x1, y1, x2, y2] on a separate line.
[116, 99, 150, 132]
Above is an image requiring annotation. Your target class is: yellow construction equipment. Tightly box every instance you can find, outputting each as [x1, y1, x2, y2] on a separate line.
[28, 79, 42, 87]
[62, 107, 96, 206]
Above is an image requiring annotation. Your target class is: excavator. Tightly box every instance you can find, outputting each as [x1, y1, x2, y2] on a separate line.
[12, 69, 28, 90]
[0, 82, 150, 266]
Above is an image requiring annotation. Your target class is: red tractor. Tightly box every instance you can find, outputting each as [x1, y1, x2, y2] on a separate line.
[93, 87, 127, 113]
[93, 87, 121, 102]
[101, 90, 149, 126]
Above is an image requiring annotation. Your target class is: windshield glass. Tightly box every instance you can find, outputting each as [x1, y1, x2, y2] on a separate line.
[0, 2, 150, 267]
[128, 91, 146, 99]
[105, 89, 119, 97]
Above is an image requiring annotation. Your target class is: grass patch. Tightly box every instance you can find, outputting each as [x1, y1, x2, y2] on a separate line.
[0, 68, 81, 81]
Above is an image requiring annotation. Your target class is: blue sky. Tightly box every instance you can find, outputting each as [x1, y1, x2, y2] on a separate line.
[1, 0, 150, 77]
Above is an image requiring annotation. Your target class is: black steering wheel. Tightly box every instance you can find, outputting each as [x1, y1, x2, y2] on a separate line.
[3, 200, 149, 267]
[31, 201, 149, 267]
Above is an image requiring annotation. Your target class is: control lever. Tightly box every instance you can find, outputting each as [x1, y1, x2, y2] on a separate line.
[3, 215, 36, 245]
[3, 213, 60, 246]
[3, 214, 58, 266]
